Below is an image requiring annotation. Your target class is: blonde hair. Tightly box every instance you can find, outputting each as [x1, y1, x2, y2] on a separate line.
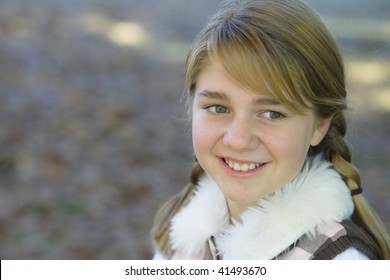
[152, 0, 390, 258]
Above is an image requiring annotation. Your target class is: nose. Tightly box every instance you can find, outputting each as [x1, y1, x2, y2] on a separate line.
[222, 117, 259, 151]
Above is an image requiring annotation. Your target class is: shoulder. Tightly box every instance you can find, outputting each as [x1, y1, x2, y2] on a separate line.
[280, 221, 379, 260]
[333, 247, 370, 260]
[310, 220, 379, 260]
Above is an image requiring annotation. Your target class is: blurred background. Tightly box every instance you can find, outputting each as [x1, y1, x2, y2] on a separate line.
[0, 0, 389, 259]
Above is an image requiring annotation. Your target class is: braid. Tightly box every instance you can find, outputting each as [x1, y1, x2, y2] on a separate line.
[310, 111, 361, 193]
[151, 163, 204, 257]
[327, 112, 361, 192]
[316, 111, 390, 259]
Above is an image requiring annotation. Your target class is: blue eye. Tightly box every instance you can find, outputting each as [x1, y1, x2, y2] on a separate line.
[208, 105, 229, 114]
[261, 111, 284, 120]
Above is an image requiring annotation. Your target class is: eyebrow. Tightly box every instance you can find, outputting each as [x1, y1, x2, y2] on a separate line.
[254, 97, 281, 106]
[196, 90, 229, 101]
[196, 90, 281, 106]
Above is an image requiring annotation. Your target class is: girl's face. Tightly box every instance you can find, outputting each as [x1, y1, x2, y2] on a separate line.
[192, 62, 330, 218]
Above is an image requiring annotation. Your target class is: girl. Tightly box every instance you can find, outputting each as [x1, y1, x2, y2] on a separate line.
[151, 0, 390, 259]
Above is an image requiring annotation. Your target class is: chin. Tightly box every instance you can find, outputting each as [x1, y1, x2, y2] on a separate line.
[222, 189, 259, 205]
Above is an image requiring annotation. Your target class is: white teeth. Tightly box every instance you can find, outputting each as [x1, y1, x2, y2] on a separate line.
[241, 164, 249, 172]
[225, 159, 262, 172]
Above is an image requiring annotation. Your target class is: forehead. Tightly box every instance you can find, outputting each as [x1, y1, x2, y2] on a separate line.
[195, 63, 282, 105]
[195, 57, 311, 113]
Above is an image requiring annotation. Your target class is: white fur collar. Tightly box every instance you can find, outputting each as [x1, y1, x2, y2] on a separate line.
[169, 156, 354, 259]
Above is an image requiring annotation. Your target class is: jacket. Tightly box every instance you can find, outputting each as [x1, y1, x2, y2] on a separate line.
[158, 156, 378, 259]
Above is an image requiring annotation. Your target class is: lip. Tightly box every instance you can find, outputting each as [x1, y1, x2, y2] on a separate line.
[219, 157, 268, 177]
[223, 157, 260, 165]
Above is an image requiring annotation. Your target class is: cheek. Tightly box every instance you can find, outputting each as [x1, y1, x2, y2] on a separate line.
[266, 127, 313, 184]
[192, 114, 211, 155]
[192, 126, 204, 154]
[269, 125, 313, 159]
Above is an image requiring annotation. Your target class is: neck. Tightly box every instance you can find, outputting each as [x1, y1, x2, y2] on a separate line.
[226, 199, 254, 223]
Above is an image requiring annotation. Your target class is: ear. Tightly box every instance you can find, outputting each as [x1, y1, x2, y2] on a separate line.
[310, 117, 332, 146]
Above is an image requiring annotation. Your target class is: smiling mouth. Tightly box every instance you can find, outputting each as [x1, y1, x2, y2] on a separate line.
[223, 158, 266, 172]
